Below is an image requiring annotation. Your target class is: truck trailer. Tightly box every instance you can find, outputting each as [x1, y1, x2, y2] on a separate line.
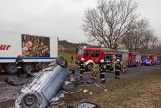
[0, 30, 58, 74]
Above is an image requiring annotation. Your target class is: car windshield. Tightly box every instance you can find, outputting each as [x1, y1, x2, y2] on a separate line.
[84, 50, 91, 56]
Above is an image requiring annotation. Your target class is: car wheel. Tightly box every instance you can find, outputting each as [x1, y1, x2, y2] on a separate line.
[23, 63, 34, 73]
[56, 56, 68, 68]
[5, 63, 17, 74]
[86, 63, 93, 71]
[21, 93, 40, 108]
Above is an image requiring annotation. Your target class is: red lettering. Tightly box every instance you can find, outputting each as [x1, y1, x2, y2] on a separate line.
[6, 45, 11, 50]
[0, 44, 11, 50]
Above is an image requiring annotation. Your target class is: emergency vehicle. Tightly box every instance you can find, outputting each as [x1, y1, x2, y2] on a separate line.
[141, 54, 157, 65]
[0, 30, 58, 74]
[157, 55, 161, 64]
[128, 52, 141, 66]
[76, 47, 129, 70]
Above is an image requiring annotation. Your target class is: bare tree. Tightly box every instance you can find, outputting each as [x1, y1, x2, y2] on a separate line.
[122, 19, 155, 52]
[82, 0, 138, 49]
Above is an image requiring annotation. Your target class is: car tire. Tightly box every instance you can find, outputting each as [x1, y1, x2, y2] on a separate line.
[23, 63, 34, 73]
[5, 63, 17, 74]
[21, 93, 40, 108]
[56, 56, 68, 68]
[86, 63, 93, 71]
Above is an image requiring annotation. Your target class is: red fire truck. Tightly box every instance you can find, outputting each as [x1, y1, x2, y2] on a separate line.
[141, 54, 157, 65]
[128, 52, 141, 66]
[76, 47, 129, 70]
[157, 55, 161, 64]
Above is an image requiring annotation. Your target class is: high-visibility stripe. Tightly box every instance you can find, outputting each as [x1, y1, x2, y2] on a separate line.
[101, 78, 105, 80]
[80, 74, 83, 76]
[17, 67, 21, 68]
[101, 73, 106, 74]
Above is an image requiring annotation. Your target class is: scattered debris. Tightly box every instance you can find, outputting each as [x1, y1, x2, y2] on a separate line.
[4, 75, 24, 86]
[95, 83, 105, 89]
[147, 90, 155, 93]
[59, 93, 65, 99]
[83, 89, 88, 93]
[89, 92, 93, 95]
[104, 89, 108, 92]
[50, 97, 60, 102]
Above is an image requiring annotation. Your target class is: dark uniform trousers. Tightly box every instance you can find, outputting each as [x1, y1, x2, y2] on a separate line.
[79, 62, 86, 80]
[16, 58, 23, 77]
[115, 62, 121, 79]
[100, 63, 106, 83]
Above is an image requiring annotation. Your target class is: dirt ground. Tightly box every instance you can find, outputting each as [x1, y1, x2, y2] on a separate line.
[0, 65, 161, 108]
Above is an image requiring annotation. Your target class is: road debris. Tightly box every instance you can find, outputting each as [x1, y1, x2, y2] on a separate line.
[147, 89, 155, 93]
[83, 89, 88, 93]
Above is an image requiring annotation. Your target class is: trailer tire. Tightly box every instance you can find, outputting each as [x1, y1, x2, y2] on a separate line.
[5, 64, 17, 74]
[37, 62, 47, 70]
[23, 63, 34, 73]
[86, 63, 93, 71]
[0, 65, 2, 72]
[56, 56, 68, 68]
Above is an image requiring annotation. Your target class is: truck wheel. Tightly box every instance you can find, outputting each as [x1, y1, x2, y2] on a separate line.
[21, 93, 40, 108]
[56, 56, 68, 68]
[0, 65, 2, 72]
[86, 63, 93, 71]
[23, 63, 34, 73]
[5, 64, 17, 74]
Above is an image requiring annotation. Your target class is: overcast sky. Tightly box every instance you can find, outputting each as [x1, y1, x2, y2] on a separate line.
[0, 0, 160, 43]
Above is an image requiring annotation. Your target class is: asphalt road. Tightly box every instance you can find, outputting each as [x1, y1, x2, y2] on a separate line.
[75, 65, 161, 81]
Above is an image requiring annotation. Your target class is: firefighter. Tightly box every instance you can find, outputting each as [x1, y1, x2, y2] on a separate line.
[99, 59, 106, 83]
[91, 62, 99, 80]
[111, 55, 116, 72]
[115, 59, 122, 79]
[78, 58, 86, 80]
[105, 58, 111, 73]
[122, 60, 128, 74]
[15, 55, 23, 77]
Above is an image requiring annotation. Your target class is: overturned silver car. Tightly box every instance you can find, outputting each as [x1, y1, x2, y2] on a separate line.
[15, 56, 69, 108]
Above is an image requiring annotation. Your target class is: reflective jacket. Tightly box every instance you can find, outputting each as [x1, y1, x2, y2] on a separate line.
[78, 61, 86, 71]
[15, 58, 23, 68]
[99, 62, 106, 72]
[92, 63, 99, 72]
[115, 61, 122, 71]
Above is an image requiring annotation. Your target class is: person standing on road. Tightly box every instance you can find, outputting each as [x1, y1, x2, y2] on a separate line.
[71, 55, 74, 63]
[122, 60, 128, 74]
[91, 62, 99, 80]
[115, 59, 122, 79]
[78, 58, 86, 80]
[15, 55, 23, 77]
[99, 59, 106, 83]
[112, 55, 116, 72]
[105, 59, 111, 73]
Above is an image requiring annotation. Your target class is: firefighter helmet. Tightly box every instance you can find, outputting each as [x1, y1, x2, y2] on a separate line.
[18, 54, 22, 58]
[117, 59, 120, 62]
[100, 59, 104, 63]
[81, 58, 84, 61]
